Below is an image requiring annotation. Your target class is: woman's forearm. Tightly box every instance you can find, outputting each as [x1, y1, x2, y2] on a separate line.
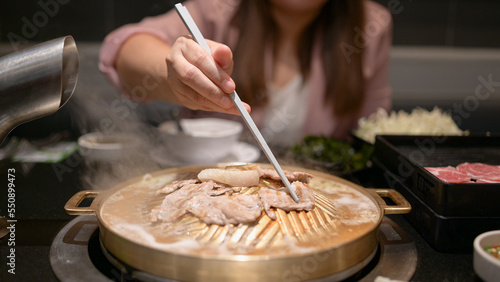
[115, 33, 179, 103]
[114, 32, 248, 115]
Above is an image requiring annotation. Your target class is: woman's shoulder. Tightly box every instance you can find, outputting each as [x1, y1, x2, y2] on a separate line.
[188, 0, 240, 20]
[184, 0, 240, 43]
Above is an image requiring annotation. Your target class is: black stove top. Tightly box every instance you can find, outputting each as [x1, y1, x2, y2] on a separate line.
[0, 157, 482, 281]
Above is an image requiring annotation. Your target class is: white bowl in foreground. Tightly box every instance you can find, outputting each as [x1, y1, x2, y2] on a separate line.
[158, 118, 243, 164]
[474, 230, 500, 282]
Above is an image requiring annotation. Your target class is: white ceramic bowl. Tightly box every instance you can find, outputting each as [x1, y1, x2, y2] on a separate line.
[78, 132, 141, 161]
[474, 230, 500, 282]
[158, 118, 243, 164]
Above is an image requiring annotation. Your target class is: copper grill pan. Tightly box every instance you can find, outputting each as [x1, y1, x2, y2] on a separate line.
[65, 164, 411, 281]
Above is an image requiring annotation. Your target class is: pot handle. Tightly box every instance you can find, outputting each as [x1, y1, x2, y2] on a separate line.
[367, 189, 411, 214]
[64, 190, 99, 215]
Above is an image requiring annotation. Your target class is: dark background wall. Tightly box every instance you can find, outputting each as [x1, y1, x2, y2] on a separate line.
[1, 0, 500, 48]
[0, 0, 177, 48]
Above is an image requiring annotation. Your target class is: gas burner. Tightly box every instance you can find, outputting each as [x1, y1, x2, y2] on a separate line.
[50, 215, 417, 281]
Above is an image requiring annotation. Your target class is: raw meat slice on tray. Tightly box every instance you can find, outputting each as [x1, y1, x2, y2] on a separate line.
[457, 162, 500, 180]
[475, 178, 500, 183]
[425, 162, 500, 183]
[424, 166, 472, 183]
[475, 175, 500, 183]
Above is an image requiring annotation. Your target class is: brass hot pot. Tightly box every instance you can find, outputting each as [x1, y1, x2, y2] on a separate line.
[65, 164, 411, 281]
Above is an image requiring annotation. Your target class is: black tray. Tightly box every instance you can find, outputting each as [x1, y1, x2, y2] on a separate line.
[373, 135, 500, 217]
[388, 174, 500, 253]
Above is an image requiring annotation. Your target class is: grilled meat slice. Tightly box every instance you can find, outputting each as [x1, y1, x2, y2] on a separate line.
[155, 179, 200, 195]
[152, 180, 262, 225]
[258, 181, 315, 219]
[259, 169, 313, 184]
[187, 194, 262, 225]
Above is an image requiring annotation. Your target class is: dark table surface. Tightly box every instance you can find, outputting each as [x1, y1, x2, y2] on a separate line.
[0, 152, 483, 282]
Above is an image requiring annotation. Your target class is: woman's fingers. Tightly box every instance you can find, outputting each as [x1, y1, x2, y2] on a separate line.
[168, 71, 241, 114]
[166, 36, 250, 115]
[174, 37, 234, 103]
[211, 44, 234, 75]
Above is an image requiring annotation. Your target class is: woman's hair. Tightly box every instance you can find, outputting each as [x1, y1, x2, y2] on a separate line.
[230, 0, 366, 116]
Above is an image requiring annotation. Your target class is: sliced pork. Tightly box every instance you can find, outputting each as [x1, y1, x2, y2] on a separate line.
[475, 178, 500, 183]
[185, 193, 263, 225]
[151, 165, 317, 225]
[424, 166, 471, 183]
[425, 162, 500, 183]
[151, 180, 263, 225]
[258, 181, 315, 219]
[456, 162, 500, 180]
[259, 169, 313, 184]
[151, 181, 212, 222]
[155, 179, 199, 195]
[198, 168, 260, 187]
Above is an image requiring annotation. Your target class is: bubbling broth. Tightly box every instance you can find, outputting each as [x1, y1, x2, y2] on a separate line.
[100, 168, 380, 257]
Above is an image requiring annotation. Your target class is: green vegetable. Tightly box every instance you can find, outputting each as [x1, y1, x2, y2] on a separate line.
[290, 135, 374, 173]
[485, 245, 500, 259]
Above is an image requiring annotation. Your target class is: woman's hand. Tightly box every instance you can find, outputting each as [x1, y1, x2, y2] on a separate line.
[165, 36, 251, 115]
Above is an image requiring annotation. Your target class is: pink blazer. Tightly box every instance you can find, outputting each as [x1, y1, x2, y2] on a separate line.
[99, 0, 393, 140]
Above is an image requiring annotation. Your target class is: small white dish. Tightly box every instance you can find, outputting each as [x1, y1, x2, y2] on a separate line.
[150, 142, 260, 166]
[158, 118, 243, 164]
[78, 132, 141, 162]
[474, 230, 500, 282]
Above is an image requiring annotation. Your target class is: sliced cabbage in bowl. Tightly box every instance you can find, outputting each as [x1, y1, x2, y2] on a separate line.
[353, 107, 467, 144]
